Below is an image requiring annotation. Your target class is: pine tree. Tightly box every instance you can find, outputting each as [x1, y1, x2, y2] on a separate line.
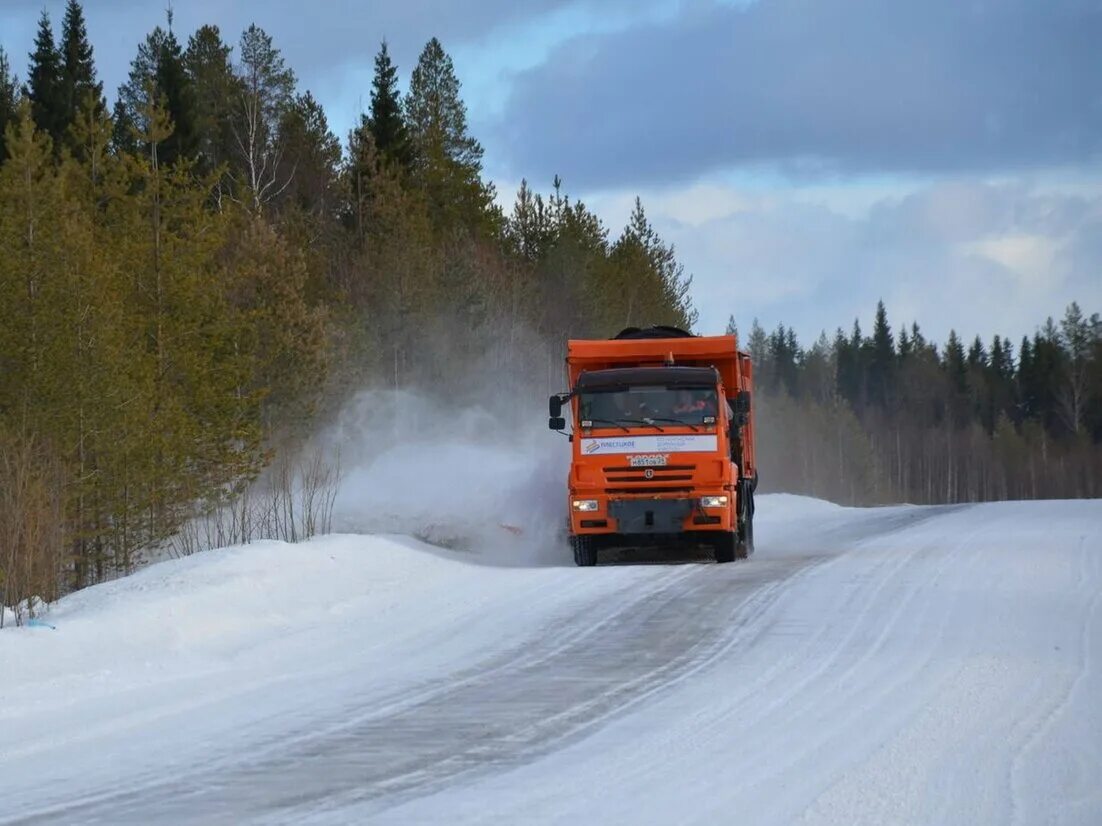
[0, 102, 59, 420]
[404, 37, 496, 233]
[26, 12, 66, 146]
[0, 49, 19, 161]
[614, 198, 695, 330]
[59, 0, 104, 151]
[507, 179, 553, 261]
[366, 40, 410, 170]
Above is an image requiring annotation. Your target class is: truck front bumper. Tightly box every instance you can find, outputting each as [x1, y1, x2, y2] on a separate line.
[570, 494, 732, 535]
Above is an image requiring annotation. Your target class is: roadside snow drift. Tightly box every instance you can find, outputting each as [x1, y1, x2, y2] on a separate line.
[1, 495, 1100, 825]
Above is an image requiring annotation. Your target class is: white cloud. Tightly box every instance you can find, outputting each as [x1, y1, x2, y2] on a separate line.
[611, 177, 1102, 346]
[963, 235, 1060, 290]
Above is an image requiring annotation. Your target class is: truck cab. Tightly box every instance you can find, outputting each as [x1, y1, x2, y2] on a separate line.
[549, 327, 756, 566]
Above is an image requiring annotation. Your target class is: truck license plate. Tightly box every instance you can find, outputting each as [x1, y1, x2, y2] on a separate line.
[629, 454, 669, 467]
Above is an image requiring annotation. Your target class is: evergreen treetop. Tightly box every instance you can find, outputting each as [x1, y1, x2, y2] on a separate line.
[60, 0, 103, 132]
[367, 40, 411, 170]
[26, 11, 66, 145]
[0, 49, 19, 161]
[404, 37, 482, 173]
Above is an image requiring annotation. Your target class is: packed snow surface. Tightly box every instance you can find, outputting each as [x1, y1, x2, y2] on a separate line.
[1, 495, 1100, 824]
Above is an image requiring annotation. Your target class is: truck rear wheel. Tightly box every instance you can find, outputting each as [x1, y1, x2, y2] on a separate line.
[571, 535, 598, 567]
[739, 480, 755, 556]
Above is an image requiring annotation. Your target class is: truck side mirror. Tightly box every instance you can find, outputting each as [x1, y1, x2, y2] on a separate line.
[549, 395, 563, 417]
[549, 416, 566, 431]
[734, 391, 751, 414]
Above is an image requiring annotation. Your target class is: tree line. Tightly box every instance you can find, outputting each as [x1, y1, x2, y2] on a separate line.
[738, 300, 1102, 505]
[0, 2, 694, 615]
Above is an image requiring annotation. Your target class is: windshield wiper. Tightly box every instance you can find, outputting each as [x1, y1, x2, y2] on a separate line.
[642, 416, 700, 432]
[616, 418, 665, 432]
[583, 417, 630, 432]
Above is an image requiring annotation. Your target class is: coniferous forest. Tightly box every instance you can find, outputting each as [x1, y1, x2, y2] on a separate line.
[0, 3, 1099, 610]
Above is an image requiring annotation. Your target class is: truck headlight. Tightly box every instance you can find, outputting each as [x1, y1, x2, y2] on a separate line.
[572, 499, 599, 512]
[700, 495, 728, 508]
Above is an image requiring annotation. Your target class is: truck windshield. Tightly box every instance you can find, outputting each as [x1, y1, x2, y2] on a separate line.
[579, 386, 719, 427]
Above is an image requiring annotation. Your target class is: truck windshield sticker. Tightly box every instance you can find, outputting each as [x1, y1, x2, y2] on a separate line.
[581, 435, 718, 455]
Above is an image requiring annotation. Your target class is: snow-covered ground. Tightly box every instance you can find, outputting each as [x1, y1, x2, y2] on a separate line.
[2, 492, 1099, 824]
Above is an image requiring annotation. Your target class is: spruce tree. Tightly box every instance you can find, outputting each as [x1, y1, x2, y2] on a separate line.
[114, 27, 168, 152]
[274, 91, 341, 216]
[59, 0, 104, 147]
[0, 49, 19, 161]
[748, 320, 769, 375]
[869, 300, 895, 409]
[898, 325, 912, 361]
[26, 12, 65, 146]
[185, 25, 238, 176]
[367, 40, 410, 170]
[115, 25, 197, 166]
[945, 330, 969, 423]
[154, 28, 198, 166]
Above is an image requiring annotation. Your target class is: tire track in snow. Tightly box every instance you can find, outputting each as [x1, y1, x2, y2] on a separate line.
[1008, 534, 1102, 825]
[11, 556, 823, 824]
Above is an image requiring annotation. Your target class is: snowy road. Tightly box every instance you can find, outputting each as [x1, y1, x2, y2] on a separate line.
[2, 496, 1100, 824]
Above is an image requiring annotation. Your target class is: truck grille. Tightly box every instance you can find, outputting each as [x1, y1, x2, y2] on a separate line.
[603, 464, 696, 494]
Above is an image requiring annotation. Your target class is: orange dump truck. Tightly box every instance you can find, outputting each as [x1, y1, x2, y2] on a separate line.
[549, 326, 757, 566]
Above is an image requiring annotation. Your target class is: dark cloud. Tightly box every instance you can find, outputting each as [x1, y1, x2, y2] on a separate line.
[495, 0, 1102, 188]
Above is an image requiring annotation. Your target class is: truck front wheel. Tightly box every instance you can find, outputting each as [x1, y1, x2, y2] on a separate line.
[571, 534, 598, 567]
[714, 531, 737, 563]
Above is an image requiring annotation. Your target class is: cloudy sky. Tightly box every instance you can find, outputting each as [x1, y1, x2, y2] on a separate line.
[2, 0, 1100, 345]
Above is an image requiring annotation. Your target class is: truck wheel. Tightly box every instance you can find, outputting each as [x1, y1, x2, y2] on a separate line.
[713, 532, 737, 563]
[737, 480, 754, 557]
[744, 508, 754, 555]
[571, 535, 598, 567]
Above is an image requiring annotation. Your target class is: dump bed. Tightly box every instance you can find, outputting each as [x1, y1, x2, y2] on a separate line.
[567, 334, 752, 401]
